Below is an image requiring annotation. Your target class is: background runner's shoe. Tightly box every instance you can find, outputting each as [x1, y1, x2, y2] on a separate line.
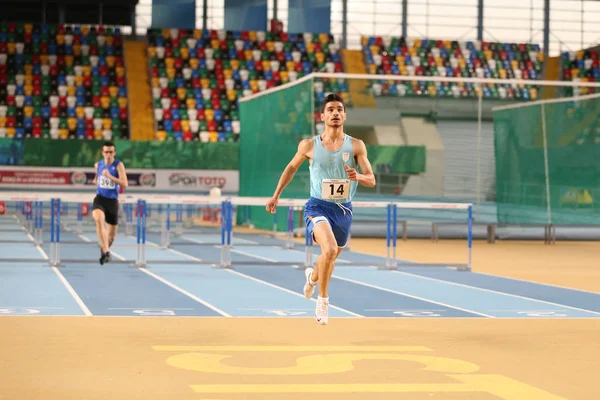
[99, 251, 111, 265]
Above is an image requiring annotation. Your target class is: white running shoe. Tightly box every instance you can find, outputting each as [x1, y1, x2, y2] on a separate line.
[315, 298, 329, 325]
[303, 267, 316, 299]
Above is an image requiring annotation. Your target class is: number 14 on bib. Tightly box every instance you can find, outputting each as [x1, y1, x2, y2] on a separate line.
[321, 179, 350, 200]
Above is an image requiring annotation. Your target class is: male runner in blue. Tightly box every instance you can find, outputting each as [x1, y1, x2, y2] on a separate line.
[93, 141, 128, 265]
[266, 93, 376, 325]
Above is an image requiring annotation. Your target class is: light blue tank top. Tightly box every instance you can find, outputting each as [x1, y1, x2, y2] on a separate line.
[309, 133, 358, 203]
[96, 159, 120, 199]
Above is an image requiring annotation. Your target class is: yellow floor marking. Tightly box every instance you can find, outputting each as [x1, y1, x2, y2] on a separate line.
[166, 353, 479, 375]
[190, 379, 566, 399]
[153, 345, 432, 352]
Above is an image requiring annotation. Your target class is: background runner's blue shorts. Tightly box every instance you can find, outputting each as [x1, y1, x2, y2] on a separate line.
[304, 197, 353, 247]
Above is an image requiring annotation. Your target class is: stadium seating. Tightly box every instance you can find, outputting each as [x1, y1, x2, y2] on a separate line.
[362, 36, 544, 100]
[146, 28, 348, 142]
[0, 22, 128, 140]
[561, 49, 600, 95]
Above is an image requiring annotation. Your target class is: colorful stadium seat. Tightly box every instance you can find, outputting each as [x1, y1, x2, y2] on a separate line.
[362, 35, 543, 101]
[561, 49, 600, 96]
[147, 28, 348, 142]
[0, 22, 129, 140]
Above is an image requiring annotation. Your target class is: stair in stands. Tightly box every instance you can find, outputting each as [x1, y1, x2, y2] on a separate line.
[342, 48, 376, 108]
[124, 40, 154, 140]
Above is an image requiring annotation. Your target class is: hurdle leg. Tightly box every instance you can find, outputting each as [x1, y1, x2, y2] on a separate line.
[56, 198, 61, 267]
[175, 204, 183, 236]
[49, 199, 55, 266]
[465, 205, 473, 272]
[166, 204, 171, 248]
[393, 203, 397, 267]
[286, 206, 293, 249]
[142, 201, 147, 267]
[37, 201, 43, 245]
[383, 203, 392, 269]
[304, 223, 313, 269]
[219, 200, 227, 268]
[227, 201, 233, 267]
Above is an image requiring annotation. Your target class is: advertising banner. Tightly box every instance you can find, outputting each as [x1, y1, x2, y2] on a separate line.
[0, 167, 239, 193]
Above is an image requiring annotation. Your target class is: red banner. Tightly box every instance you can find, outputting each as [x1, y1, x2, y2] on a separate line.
[0, 170, 71, 185]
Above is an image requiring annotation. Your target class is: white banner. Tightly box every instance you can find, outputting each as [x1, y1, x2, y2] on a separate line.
[0, 166, 239, 193]
[155, 169, 239, 192]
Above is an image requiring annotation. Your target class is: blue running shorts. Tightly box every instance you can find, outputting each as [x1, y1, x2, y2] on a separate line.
[304, 197, 353, 248]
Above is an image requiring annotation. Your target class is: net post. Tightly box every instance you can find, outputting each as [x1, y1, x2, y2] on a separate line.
[467, 204, 473, 271]
[540, 103, 552, 231]
[476, 89, 482, 220]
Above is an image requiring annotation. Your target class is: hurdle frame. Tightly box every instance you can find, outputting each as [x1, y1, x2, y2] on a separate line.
[0, 191, 473, 271]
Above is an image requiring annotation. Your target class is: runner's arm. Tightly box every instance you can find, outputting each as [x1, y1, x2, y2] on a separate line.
[271, 139, 311, 199]
[93, 162, 98, 184]
[353, 139, 376, 187]
[103, 162, 129, 189]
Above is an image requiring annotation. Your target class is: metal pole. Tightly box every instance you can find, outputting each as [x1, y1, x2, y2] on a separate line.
[402, 0, 408, 39]
[543, 0, 550, 77]
[476, 89, 482, 220]
[342, 0, 348, 49]
[203, 0, 208, 31]
[477, 0, 483, 41]
[541, 104, 552, 225]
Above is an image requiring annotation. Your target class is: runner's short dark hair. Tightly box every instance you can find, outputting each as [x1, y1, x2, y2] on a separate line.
[321, 93, 345, 113]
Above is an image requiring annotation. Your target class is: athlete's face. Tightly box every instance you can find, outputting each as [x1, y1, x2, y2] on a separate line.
[102, 146, 115, 164]
[321, 101, 346, 128]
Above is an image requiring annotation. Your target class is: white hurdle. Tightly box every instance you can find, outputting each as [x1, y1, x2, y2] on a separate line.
[0, 192, 473, 271]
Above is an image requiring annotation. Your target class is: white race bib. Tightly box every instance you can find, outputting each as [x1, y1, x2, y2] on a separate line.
[99, 175, 116, 189]
[321, 179, 350, 200]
